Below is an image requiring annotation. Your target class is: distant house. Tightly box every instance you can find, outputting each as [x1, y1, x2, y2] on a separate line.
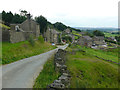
[62, 28, 71, 34]
[44, 27, 60, 44]
[77, 36, 92, 47]
[107, 37, 117, 42]
[92, 36, 106, 46]
[2, 14, 40, 43]
[79, 32, 85, 36]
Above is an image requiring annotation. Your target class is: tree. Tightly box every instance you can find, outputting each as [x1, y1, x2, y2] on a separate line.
[2, 11, 6, 22]
[2, 11, 26, 25]
[20, 10, 27, 16]
[6, 11, 14, 23]
[53, 22, 67, 31]
[35, 15, 47, 35]
[93, 30, 104, 36]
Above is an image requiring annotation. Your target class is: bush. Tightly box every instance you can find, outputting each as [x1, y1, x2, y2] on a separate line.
[38, 35, 44, 43]
[28, 35, 35, 46]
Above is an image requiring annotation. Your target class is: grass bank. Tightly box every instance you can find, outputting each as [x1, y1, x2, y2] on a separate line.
[66, 45, 119, 88]
[2, 39, 56, 64]
[76, 45, 118, 63]
[33, 55, 60, 88]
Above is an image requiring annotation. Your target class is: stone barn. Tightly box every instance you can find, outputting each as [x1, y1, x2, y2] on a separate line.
[2, 14, 40, 43]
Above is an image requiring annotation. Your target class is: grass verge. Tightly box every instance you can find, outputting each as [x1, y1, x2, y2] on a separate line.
[2, 40, 56, 64]
[33, 55, 60, 88]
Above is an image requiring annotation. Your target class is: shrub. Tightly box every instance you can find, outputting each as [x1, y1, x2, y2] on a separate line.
[38, 35, 44, 43]
[28, 35, 35, 46]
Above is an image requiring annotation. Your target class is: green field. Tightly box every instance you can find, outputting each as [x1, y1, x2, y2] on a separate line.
[104, 32, 118, 37]
[33, 55, 60, 88]
[66, 45, 119, 88]
[76, 45, 118, 63]
[72, 30, 82, 36]
[2, 38, 56, 64]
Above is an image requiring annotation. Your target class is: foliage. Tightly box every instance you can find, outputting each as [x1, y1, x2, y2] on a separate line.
[2, 41, 56, 64]
[2, 10, 27, 25]
[115, 36, 120, 43]
[58, 34, 61, 43]
[33, 56, 60, 88]
[35, 15, 47, 35]
[38, 35, 44, 43]
[19, 10, 28, 16]
[85, 31, 94, 37]
[68, 26, 81, 32]
[93, 30, 105, 36]
[66, 45, 118, 88]
[62, 36, 72, 42]
[28, 35, 35, 46]
[105, 39, 118, 45]
[53, 22, 67, 31]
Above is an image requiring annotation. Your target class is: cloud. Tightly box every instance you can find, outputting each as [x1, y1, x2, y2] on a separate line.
[0, 0, 119, 27]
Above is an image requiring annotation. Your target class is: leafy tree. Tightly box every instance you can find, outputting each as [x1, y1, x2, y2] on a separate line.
[11, 14, 21, 24]
[2, 11, 7, 22]
[35, 15, 47, 35]
[93, 30, 104, 36]
[2, 11, 26, 25]
[6, 11, 14, 24]
[115, 36, 120, 43]
[20, 10, 27, 16]
[53, 22, 67, 31]
[62, 36, 72, 42]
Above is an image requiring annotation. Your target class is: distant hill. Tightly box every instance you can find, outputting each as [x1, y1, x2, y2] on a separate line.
[74, 27, 118, 32]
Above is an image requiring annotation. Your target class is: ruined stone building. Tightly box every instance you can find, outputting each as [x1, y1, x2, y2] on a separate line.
[2, 14, 40, 43]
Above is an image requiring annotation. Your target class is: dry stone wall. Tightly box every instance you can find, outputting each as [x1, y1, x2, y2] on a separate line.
[47, 49, 71, 89]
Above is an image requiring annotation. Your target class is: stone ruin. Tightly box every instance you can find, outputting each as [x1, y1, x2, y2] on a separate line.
[47, 49, 71, 89]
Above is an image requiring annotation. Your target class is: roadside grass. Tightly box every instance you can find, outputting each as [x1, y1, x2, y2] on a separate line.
[33, 55, 60, 88]
[2, 40, 56, 64]
[76, 45, 118, 63]
[66, 46, 118, 88]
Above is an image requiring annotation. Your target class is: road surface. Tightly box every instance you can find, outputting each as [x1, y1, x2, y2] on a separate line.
[1, 44, 68, 88]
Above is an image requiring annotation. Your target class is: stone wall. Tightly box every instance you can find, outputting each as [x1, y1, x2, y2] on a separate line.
[9, 31, 26, 43]
[2, 30, 10, 42]
[47, 49, 71, 89]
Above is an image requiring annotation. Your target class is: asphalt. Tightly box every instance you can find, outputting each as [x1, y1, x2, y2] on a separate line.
[1, 44, 68, 88]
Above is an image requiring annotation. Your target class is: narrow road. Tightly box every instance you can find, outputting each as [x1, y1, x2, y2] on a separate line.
[2, 44, 68, 88]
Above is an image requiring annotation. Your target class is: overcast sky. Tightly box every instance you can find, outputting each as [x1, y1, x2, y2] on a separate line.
[1, 0, 119, 27]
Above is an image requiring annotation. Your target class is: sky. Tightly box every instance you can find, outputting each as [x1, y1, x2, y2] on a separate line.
[0, 0, 119, 27]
